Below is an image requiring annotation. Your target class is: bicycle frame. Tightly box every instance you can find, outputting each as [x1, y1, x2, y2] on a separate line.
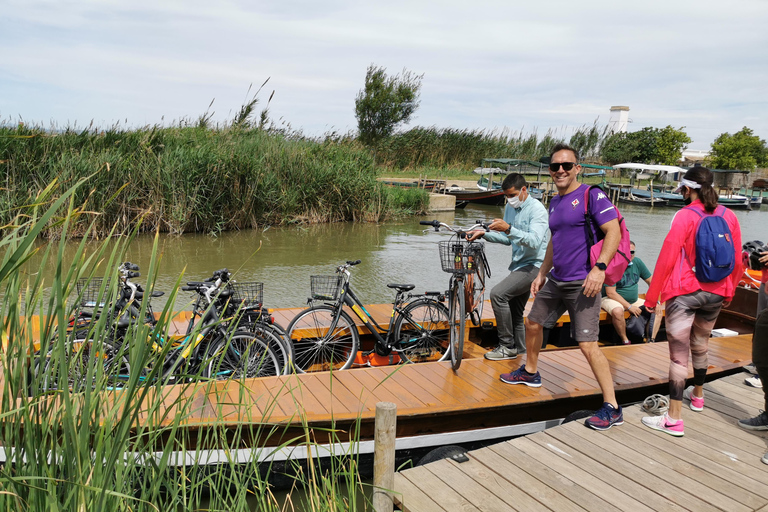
[314, 264, 442, 357]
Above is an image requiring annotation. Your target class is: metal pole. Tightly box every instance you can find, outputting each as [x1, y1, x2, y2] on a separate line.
[373, 402, 397, 512]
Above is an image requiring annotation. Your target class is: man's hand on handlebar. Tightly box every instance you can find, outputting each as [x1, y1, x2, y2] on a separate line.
[467, 230, 485, 241]
[488, 218, 510, 233]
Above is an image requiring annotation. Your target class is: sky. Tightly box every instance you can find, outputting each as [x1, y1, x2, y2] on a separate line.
[1, 0, 767, 150]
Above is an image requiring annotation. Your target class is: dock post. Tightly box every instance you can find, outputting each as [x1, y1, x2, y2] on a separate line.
[373, 401, 397, 512]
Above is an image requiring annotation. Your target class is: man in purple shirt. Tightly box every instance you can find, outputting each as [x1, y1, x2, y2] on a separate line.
[499, 143, 624, 431]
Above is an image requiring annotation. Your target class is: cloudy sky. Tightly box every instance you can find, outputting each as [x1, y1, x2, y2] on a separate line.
[2, 0, 766, 149]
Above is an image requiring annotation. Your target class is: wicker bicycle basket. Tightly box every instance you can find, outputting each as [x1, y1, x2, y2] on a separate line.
[310, 275, 343, 301]
[438, 240, 485, 274]
[227, 282, 264, 306]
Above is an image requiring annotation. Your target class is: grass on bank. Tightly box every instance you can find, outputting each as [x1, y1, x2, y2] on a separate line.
[0, 180, 375, 511]
[0, 123, 428, 238]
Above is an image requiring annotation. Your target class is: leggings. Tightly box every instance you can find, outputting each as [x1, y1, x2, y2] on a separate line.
[664, 290, 724, 401]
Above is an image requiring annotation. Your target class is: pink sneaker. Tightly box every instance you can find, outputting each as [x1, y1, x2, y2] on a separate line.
[641, 413, 684, 437]
[683, 385, 704, 412]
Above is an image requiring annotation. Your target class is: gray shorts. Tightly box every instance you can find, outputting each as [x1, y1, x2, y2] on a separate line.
[527, 277, 602, 342]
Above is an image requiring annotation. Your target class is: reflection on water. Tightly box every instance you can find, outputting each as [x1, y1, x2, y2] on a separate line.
[24, 203, 768, 313]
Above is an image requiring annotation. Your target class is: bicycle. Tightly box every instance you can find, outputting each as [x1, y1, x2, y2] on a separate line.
[420, 220, 491, 370]
[39, 268, 281, 391]
[36, 262, 163, 392]
[216, 280, 294, 375]
[285, 260, 450, 373]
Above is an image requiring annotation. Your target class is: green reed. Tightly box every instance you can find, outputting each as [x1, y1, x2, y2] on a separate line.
[0, 123, 426, 238]
[371, 123, 610, 171]
[0, 181, 373, 511]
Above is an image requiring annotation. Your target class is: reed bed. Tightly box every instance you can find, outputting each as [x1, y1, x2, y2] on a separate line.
[0, 123, 426, 238]
[0, 182, 373, 511]
[372, 123, 610, 170]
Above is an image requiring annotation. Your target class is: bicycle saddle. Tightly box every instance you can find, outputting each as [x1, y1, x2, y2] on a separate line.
[387, 284, 415, 292]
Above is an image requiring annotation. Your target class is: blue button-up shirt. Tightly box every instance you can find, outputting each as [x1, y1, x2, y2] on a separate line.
[483, 196, 549, 271]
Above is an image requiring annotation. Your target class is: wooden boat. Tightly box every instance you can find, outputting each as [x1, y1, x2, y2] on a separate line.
[441, 187, 506, 206]
[82, 288, 753, 473]
[12, 287, 756, 487]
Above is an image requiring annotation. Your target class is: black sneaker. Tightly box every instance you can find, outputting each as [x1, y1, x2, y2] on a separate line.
[738, 410, 768, 431]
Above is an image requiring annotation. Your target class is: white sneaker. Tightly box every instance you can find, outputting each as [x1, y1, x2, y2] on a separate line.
[744, 364, 758, 375]
[641, 413, 684, 437]
[745, 376, 763, 388]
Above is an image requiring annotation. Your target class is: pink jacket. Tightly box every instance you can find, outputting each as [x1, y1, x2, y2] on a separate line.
[644, 200, 742, 307]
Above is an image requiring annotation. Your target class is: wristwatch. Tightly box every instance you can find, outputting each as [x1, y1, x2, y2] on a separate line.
[594, 262, 607, 271]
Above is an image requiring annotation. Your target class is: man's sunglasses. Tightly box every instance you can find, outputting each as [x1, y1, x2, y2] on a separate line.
[630, 251, 635, 255]
[549, 162, 577, 171]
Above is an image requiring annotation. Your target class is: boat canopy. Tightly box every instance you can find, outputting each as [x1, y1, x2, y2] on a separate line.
[613, 163, 687, 173]
[613, 162, 687, 182]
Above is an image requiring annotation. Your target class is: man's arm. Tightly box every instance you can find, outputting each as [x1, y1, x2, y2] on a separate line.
[582, 218, 620, 297]
[606, 285, 642, 317]
[531, 239, 554, 296]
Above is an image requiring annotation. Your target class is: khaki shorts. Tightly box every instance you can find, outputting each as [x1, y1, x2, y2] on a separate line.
[528, 277, 602, 342]
[601, 297, 643, 314]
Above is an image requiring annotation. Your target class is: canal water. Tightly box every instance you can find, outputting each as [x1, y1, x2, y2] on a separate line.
[30, 202, 768, 315]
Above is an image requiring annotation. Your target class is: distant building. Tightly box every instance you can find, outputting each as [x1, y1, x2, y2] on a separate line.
[608, 106, 630, 134]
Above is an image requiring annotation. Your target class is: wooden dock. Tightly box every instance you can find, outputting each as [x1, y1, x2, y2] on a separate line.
[393, 371, 768, 512]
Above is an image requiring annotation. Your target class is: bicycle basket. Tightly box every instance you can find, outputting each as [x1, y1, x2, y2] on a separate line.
[310, 275, 343, 301]
[438, 240, 485, 274]
[228, 282, 264, 306]
[75, 277, 116, 308]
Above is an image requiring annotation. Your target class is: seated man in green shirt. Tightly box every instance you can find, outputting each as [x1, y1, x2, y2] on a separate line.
[601, 241, 652, 345]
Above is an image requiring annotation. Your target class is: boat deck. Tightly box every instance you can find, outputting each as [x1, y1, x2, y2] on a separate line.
[129, 334, 751, 447]
[393, 371, 768, 512]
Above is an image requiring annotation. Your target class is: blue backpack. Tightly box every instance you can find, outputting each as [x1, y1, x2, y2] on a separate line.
[688, 205, 735, 283]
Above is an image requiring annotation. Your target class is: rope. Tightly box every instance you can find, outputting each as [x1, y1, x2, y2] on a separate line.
[642, 394, 670, 415]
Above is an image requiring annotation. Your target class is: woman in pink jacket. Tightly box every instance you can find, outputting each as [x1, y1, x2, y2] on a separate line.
[641, 166, 742, 436]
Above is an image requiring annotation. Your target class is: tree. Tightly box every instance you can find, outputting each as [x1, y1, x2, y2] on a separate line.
[355, 65, 423, 146]
[709, 127, 768, 170]
[599, 126, 690, 165]
[600, 132, 639, 165]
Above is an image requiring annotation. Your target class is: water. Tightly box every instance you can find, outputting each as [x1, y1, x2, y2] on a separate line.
[28, 203, 768, 314]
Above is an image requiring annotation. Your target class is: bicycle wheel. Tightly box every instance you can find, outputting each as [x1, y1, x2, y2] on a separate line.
[286, 305, 359, 373]
[448, 279, 465, 371]
[254, 322, 293, 375]
[40, 338, 129, 391]
[239, 320, 293, 375]
[202, 332, 280, 380]
[393, 299, 450, 363]
[464, 255, 487, 326]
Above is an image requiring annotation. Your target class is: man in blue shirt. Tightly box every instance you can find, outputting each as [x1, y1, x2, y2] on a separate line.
[470, 173, 549, 360]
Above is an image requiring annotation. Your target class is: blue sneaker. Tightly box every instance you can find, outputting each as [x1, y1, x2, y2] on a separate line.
[584, 402, 624, 431]
[500, 366, 541, 387]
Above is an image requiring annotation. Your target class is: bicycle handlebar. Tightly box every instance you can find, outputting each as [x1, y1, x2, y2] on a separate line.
[420, 219, 490, 236]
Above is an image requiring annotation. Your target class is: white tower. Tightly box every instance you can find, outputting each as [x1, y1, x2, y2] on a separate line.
[608, 106, 629, 134]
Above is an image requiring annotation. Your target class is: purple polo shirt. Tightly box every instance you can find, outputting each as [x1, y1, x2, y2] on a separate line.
[548, 184, 618, 281]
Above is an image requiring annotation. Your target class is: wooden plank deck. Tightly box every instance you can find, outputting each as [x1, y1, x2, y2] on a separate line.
[393, 371, 768, 512]
[118, 334, 752, 448]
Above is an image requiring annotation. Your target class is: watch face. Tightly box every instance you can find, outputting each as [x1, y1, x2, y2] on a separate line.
[596, 263, 607, 271]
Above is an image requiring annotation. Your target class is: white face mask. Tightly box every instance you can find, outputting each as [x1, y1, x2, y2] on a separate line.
[507, 194, 523, 208]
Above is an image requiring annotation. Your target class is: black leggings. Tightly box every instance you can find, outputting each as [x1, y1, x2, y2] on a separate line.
[753, 309, 768, 411]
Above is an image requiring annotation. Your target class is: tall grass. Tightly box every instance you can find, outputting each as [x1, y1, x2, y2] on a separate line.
[0, 123, 426, 238]
[0, 181, 373, 511]
[371, 123, 611, 171]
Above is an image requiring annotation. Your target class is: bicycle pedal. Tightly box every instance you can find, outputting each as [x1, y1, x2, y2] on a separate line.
[481, 321, 495, 331]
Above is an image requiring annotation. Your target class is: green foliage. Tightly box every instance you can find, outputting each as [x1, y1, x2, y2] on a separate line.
[371, 125, 609, 171]
[600, 126, 690, 165]
[0, 122, 417, 237]
[709, 126, 768, 170]
[0, 186, 374, 511]
[354, 65, 423, 146]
